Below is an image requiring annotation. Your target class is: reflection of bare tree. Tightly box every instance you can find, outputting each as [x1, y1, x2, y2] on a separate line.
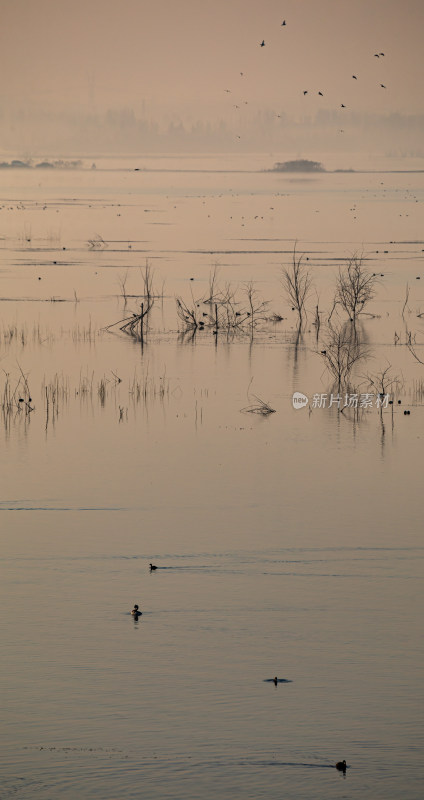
[118, 269, 129, 302]
[286, 324, 305, 388]
[319, 321, 370, 393]
[395, 282, 424, 364]
[281, 246, 312, 328]
[363, 365, 401, 448]
[87, 233, 108, 249]
[177, 328, 197, 345]
[312, 300, 321, 340]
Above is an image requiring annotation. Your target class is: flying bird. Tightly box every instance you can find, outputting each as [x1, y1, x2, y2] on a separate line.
[260, 40, 265, 47]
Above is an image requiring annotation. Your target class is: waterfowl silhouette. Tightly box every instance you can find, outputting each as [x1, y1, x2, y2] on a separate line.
[352, 75, 357, 79]
[336, 760, 347, 772]
[150, 563, 157, 571]
[260, 40, 265, 47]
[281, 20, 286, 26]
[274, 676, 278, 685]
[380, 84, 386, 88]
[131, 604, 142, 616]
[303, 90, 308, 95]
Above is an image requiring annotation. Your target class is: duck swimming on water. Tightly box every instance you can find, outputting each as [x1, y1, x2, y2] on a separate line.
[335, 760, 347, 772]
[150, 563, 157, 571]
[131, 604, 142, 616]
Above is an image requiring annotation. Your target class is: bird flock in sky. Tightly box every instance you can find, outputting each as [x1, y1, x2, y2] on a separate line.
[223, 18, 388, 140]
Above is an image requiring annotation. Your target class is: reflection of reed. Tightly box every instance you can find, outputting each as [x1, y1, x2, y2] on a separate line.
[0, 321, 97, 347]
[1, 368, 34, 432]
[240, 377, 276, 416]
[41, 370, 170, 430]
[413, 379, 424, 401]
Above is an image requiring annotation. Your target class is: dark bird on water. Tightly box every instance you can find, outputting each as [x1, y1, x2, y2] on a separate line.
[318, 91, 323, 96]
[380, 84, 386, 88]
[260, 40, 265, 47]
[341, 103, 346, 108]
[281, 20, 286, 26]
[336, 760, 347, 772]
[150, 563, 157, 571]
[303, 90, 308, 95]
[131, 604, 142, 616]
[274, 676, 278, 685]
[352, 75, 357, 79]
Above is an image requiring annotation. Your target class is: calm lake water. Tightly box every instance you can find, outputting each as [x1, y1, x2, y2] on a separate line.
[1, 153, 423, 799]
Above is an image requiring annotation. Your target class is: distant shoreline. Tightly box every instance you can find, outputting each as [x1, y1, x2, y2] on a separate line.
[1, 160, 423, 175]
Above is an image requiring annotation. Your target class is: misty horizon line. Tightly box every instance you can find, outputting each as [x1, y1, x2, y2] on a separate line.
[1, 105, 424, 158]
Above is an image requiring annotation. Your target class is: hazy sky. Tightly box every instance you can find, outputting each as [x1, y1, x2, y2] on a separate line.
[1, 0, 424, 120]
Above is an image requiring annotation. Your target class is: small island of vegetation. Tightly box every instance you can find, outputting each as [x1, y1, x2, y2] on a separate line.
[269, 159, 325, 173]
[0, 159, 83, 170]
